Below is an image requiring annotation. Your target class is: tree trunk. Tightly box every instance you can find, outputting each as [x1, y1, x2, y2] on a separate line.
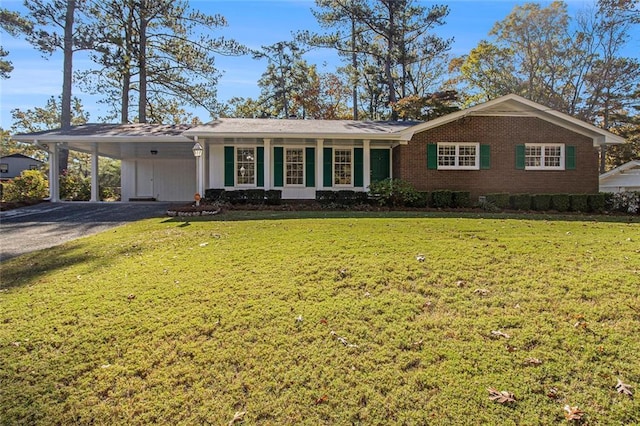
[138, 1, 148, 123]
[385, 2, 397, 120]
[59, 0, 75, 173]
[351, 17, 358, 120]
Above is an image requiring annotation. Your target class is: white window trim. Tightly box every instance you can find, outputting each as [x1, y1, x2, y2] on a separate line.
[437, 142, 480, 170]
[284, 146, 305, 187]
[525, 143, 565, 171]
[236, 146, 257, 187]
[333, 147, 354, 187]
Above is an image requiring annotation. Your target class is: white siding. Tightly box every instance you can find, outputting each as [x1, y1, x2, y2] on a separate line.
[122, 158, 196, 201]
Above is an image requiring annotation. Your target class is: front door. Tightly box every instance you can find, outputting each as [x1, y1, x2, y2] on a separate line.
[370, 149, 390, 183]
[136, 159, 154, 198]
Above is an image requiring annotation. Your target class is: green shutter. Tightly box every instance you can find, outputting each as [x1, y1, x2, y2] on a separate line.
[565, 145, 576, 170]
[305, 147, 315, 187]
[515, 145, 525, 170]
[256, 147, 264, 187]
[427, 143, 438, 169]
[273, 146, 283, 187]
[224, 146, 234, 187]
[480, 144, 491, 170]
[323, 147, 333, 187]
[354, 147, 363, 187]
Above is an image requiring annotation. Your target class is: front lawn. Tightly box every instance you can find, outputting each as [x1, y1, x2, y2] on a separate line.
[1, 213, 638, 424]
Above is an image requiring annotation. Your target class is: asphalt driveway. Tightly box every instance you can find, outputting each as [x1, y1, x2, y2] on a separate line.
[0, 202, 172, 261]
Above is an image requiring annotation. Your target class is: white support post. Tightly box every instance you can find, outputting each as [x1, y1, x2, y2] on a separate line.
[263, 138, 271, 190]
[363, 139, 371, 191]
[48, 142, 60, 202]
[199, 141, 206, 196]
[90, 143, 99, 202]
[316, 139, 324, 189]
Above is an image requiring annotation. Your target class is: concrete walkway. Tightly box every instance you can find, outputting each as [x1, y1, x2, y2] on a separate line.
[0, 202, 173, 261]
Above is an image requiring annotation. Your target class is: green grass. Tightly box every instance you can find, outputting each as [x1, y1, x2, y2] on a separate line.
[1, 212, 639, 425]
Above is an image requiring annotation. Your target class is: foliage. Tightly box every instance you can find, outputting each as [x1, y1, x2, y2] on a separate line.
[550, 194, 571, 212]
[1, 216, 639, 424]
[570, 194, 589, 213]
[10, 96, 89, 134]
[0, 8, 33, 78]
[510, 194, 532, 210]
[588, 193, 606, 213]
[60, 169, 90, 201]
[1, 169, 48, 201]
[81, 0, 246, 123]
[531, 194, 552, 211]
[452, 191, 472, 208]
[392, 91, 459, 121]
[430, 190, 453, 208]
[610, 191, 640, 214]
[368, 178, 420, 207]
[485, 193, 511, 209]
[0, 128, 46, 161]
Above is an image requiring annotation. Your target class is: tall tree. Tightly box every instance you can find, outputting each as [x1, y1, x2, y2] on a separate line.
[82, 0, 246, 124]
[0, 9, 34, 78]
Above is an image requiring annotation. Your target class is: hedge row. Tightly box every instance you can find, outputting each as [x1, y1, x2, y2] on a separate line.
[484, 193, 605, 213]
[203, 188, 282, 205]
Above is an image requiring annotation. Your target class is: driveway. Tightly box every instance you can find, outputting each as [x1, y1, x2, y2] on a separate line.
[0, 202, 172, 261]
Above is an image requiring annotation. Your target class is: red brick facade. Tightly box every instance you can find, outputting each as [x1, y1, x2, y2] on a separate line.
[393, 116, 599, 200]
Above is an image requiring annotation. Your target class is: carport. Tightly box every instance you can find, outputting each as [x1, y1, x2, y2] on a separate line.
[13, 124, 200, 202]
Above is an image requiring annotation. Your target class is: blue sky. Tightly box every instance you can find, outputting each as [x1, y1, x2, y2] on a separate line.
[0, 0, 636, 128]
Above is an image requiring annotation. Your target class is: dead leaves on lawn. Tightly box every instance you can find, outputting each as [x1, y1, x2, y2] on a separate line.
[564, 405, 585, 421]
[487, 387, 516, 404]
[228, 411, 246, 425]
[615, 378, 633, 398]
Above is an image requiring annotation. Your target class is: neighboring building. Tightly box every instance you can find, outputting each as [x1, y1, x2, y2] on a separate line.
[12, 94, 626, 202]
[0, 153, 44, 182]
[599, 160, 640, 193]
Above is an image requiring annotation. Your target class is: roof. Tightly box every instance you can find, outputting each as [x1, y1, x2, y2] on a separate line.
[13, 123, 194, 142]
[183, 118, 419, 140]
[600, 160, 640, 179]
[0, 153, 43, 162]
[400, 94, 626, 146]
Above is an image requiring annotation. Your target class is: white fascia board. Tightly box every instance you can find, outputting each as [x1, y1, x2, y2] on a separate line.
[190, 132, 409, 141]
[13, 135, 192, 143]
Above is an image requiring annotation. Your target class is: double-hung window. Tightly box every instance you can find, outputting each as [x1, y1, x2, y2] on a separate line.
[285, 148, 304, 186]
[334, 149, 352, 185]
[236, 148, 256, 185]
[525, 143, 564, 170]
[437, 143, 479, 170]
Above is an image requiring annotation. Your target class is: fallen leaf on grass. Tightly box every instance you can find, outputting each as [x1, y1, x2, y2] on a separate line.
[564, 405, 584, 421]
[487, 387, 516, 403]
[505, 344, 517, 352]
[524, 357, 543, 366]
[416, 254, 425, 262]
[615, 378, 633, 397]
[490, 330, 510, 339]
[127, 294, 136, 300]
[228, 411, 246, 425]
[547, 387, 559, 399]
[474, 288, 489, 296]
[199, 242, 208, 247]
[330, 330, 358, 348]
[315, 395, 328, 405]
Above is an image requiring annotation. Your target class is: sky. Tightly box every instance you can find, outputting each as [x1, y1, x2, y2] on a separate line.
[0, 0, 637, 129]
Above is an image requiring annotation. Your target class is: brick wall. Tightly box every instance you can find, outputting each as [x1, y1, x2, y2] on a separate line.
[393, 116, 599, 200]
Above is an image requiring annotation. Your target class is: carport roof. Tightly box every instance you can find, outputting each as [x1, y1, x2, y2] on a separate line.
[13, 123, 195, 142]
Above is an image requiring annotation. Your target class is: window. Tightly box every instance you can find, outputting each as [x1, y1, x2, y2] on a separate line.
[525, 144, 564, 170]
[286, 148, 304, 186]
[437, 143, 479, 170]
[0, 163, 7, 173]
[236, 148, 255, 185]
[334, 149, 352, 185]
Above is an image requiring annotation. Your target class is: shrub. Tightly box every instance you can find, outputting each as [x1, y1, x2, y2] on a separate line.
[60, 171, 90, 201]
[569, 194, 589, 212]
[245, 189, 266, 204]
[265, 190, 282, 205]
[2, 170, 49, 202]
[406, 191, 429, 208]
[204, 188, 226, 202]
[551, 194, 570, 212]
[316, 191, 337, 206]
[510, 194, 531, 210]
[531, 194, 552, 211]
[588, 193, 605, 213]
[485, 193, 511, 209]
[611, 191, 640, 214]
[452, 191, 471, 208]
[431, 190, 453, 208]
[368, 178, 420, 207]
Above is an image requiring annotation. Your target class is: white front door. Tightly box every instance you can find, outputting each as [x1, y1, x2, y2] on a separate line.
[136, 160, 154, 197]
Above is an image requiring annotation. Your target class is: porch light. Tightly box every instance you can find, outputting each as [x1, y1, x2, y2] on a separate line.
[240, 166, 246, 177]
[192, 142, 203, 157]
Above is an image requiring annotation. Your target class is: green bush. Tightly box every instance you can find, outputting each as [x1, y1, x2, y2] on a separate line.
[603, 192, 615, 211]
[2, 170, 49, 202]
[510, 194, 531, 210]
[60, 171, 90, 201]
[485, 193, 511, 209]
[551, 194, 570, 212]
[265, 190, 282, 205]
[406, 191, 429, 208]
[316, 191, 337, 206]
[570, 194, 589, 212]
[245, 189, 266, 204]
[204, 188, 226, 202]
[531, 194, 552, 211]
[430, 190, 453, 208]
[452, 191, 471, 208]
[588, 193, 605, 213]
[368, 178, 420, 207]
